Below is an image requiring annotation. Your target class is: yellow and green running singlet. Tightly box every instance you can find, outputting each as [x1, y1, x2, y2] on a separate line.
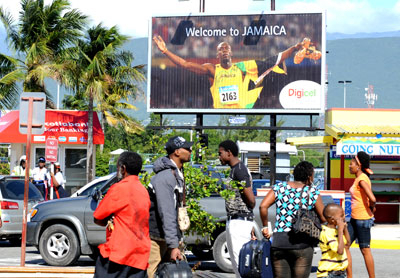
[210, 60, 262, 109]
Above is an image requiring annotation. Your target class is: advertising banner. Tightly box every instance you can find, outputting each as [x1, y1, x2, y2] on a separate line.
[0, 110, 104, 145]
[148, 12, 325, 113]
[336, 138, 400, 156]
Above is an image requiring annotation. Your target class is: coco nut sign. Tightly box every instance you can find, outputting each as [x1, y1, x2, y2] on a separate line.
[45, 138, 58, 163]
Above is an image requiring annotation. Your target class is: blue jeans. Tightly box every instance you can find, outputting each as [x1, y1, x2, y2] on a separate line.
[347, 218, 373, 248]
[271, 246, 314, 278]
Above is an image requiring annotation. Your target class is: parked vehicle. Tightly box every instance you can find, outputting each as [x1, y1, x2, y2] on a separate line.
[27, 175, 117, 266]
[252, 179, 282, 196]
[0, 176, 44, 244]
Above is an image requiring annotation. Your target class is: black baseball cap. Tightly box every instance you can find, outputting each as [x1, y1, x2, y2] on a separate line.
[38, 157, 46, 163]
[165, 136, 193, 154]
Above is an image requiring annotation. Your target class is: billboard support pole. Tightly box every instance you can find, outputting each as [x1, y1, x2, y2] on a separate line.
[196, 113, 203, 161]
[270, 114, 277, 186]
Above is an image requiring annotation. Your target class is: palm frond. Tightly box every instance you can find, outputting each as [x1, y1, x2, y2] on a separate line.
[0, 7, 20, 51]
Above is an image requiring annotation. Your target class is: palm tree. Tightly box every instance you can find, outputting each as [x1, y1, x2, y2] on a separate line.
[0, 0, 87, 108]
[67, 24, 145, 182]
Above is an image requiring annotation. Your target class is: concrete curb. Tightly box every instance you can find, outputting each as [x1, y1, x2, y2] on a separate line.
[0, 266, 94, 273]
[351, 239, 400, 250]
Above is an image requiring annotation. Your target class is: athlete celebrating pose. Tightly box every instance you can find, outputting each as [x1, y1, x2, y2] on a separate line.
[153, 36, 319, 109]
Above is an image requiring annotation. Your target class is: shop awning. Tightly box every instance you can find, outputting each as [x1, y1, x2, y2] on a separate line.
[285, 135, 334, 146]
[336, 137, 400, 156]
[0, 110, 104, 145]
[326, 124, 400, 139]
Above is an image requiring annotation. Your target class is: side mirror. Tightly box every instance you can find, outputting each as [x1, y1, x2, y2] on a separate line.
[92, 189, 102, 202]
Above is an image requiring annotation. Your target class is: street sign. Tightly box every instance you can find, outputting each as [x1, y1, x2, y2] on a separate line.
[45, 138, 58, 163]
[19, 92, 46, 135]
[228, 116, 246, 124]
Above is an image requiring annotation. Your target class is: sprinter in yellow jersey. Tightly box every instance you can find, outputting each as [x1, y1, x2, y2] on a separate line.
[153, 36, 306, 109]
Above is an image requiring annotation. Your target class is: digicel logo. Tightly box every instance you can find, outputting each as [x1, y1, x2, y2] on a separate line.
[279, 80, 321, 109]
[288, 88, 316, 98]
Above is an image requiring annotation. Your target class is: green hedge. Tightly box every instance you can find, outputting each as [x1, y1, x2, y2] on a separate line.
[0, 163, 10, 175]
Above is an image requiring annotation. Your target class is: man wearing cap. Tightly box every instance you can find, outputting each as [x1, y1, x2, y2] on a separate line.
[147, 136, 193, 278]
[31, 157, 50, 200]
[11, 155, 31, 176]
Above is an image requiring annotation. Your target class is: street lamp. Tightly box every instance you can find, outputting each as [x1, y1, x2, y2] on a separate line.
[338, 80, 352, 108]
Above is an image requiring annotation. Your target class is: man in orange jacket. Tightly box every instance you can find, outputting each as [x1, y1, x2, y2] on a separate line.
[93, 152, 151, 278]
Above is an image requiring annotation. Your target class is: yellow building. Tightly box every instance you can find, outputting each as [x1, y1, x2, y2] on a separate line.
[287, 108, 400, 223]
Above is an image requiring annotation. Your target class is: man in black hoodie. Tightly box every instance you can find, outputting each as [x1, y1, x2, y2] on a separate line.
[147, 136, 193, 278]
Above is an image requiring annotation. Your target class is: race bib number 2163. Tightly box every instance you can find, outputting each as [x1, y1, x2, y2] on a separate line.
[219, 85, 239, 104]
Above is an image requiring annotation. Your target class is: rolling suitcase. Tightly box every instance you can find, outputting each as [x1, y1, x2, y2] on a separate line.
[155, 260, 193, 278]
[238, 239, 273, 278]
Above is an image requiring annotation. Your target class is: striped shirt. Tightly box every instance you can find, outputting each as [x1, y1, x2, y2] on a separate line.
[317, 225, 348, 277]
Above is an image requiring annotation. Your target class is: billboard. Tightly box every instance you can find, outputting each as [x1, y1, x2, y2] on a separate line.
[148, 12, 325, 114]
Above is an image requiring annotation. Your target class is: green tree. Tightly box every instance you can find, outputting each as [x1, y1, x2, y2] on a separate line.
[66, 24, 144, 181]
[0, 0, 87, 108]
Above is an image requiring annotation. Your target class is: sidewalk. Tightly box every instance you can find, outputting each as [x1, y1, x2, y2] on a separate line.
[0, 224, 399, 277]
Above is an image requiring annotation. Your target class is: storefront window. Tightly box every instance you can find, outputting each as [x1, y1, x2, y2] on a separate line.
[65, 148, 87, 193]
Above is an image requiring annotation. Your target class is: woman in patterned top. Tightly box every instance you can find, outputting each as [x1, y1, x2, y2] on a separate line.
[259, 161, 326, 278]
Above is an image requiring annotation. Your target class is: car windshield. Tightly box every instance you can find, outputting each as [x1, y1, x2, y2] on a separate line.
[100, 176, 118, 195]
[79, 179, 109, 196]
[0, 180, 43, 200]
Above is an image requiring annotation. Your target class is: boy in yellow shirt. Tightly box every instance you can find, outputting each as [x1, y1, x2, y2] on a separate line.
[317, 203, 351, 277]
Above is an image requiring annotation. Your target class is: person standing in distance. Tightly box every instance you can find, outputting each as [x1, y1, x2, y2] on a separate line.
[11, 155, 31, 176]
[218, 140, 256, 278]
[50, 162, 69, 199]
[147, 136, 193, 278]
[31, 157, 50, 200]
[93, 151, 150, 278]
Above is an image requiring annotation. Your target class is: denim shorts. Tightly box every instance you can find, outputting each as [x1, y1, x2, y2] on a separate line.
[347, 218, 373, 248]
[328, 270, 347, 278]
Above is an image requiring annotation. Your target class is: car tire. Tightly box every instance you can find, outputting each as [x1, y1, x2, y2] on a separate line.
[212, 231, 233, 273]
[39, 224, 80, 266]
[191, 246, 214, 260]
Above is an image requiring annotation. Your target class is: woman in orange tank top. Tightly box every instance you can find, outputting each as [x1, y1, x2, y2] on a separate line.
[345, 151, 376, 278]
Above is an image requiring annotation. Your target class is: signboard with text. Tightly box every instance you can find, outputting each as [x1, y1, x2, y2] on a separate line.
[336, 141, 400, 156]
[148, 12, 325, 114]
[45, 138, 58, 162]
[0, 110, 104, 145]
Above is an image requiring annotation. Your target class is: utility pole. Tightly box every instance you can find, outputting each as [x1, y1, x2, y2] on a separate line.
[338, 80, 352, 108]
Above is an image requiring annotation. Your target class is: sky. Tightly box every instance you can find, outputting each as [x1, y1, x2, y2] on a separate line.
[0, 0, 399, 38]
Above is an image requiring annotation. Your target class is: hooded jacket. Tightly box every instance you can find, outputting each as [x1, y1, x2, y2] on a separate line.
[148, 156, 184, 248]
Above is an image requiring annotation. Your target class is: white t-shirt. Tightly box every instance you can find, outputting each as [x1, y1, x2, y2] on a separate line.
[32, 167, 50, 182]
[54, 172, 66, 189]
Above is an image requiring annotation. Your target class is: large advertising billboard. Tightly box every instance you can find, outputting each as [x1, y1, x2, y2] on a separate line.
[148, 12, 325, 113]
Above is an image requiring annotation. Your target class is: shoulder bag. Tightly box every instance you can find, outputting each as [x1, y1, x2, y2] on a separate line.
[291, 186, 321, 241]
[172, 169, 191, 232]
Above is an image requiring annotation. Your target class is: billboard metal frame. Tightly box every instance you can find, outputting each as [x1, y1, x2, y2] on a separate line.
[147, 10, 326, 114]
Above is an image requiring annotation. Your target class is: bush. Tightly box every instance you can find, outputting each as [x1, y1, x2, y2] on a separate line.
[0, 163, 10, 175]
